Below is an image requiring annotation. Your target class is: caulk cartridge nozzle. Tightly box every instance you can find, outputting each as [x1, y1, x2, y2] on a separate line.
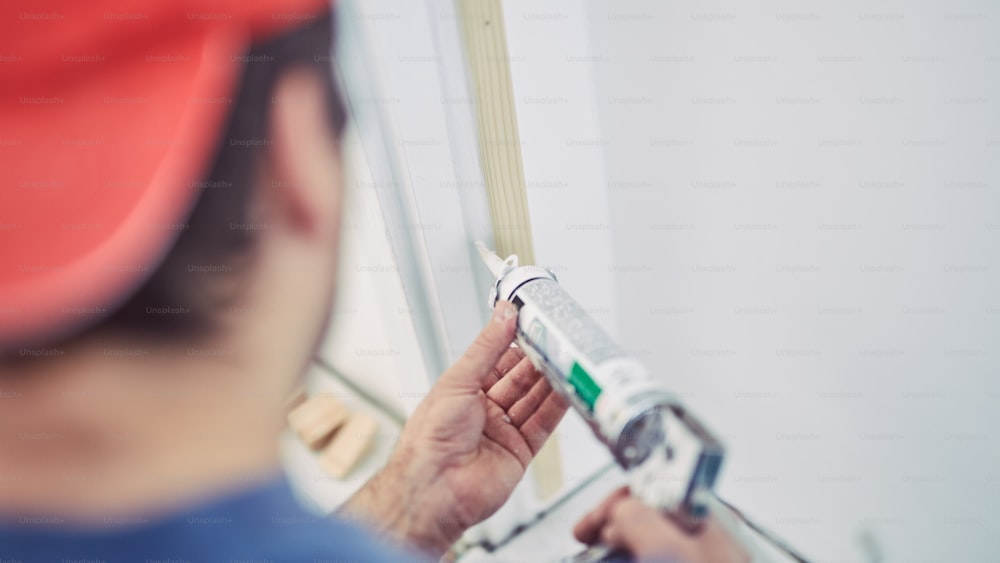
[474, 241, 511, 278]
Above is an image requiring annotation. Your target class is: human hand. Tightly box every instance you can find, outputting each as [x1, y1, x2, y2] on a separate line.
[573, 488, 750, 563]
[340, 301, 568, 557]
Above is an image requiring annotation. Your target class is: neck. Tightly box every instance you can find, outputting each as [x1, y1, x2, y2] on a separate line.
[0, 336, 288, 525]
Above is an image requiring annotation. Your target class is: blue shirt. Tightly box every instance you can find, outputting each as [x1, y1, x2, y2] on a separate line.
[0, 477, 421, 563]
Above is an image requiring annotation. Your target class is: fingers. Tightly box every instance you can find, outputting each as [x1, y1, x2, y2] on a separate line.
[436, 301, 517, 394]
[518, 387, 569, 453]
[573, 487, 630, 544]
[495, 363, 549, 421]
[483, 351, 532, 398]
[578, 492, 749, 563]
[603, 497, 689, 562]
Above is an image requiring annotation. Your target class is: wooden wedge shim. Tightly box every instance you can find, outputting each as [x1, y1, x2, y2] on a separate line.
[285, 385, 307, 413]
[319, 412, 379, 479]
[287, 394, 350, 450]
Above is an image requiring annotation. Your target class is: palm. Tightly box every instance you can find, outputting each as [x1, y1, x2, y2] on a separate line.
[404, 347, 568, 527]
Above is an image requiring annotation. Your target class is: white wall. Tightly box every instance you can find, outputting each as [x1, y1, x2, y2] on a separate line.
[315, 1, 1000, 558]
[503, 0, 1000, 560]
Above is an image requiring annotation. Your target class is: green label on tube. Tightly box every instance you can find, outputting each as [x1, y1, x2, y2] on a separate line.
[569, 361, 602, 410]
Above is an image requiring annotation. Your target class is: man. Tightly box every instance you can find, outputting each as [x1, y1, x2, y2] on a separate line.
[0, 1, 744, 561]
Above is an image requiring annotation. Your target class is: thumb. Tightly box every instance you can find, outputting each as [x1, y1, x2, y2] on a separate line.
[436, 301, 518, 394]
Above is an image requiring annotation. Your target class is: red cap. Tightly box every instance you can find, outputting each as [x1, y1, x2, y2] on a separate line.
[0, 0, 330, 346]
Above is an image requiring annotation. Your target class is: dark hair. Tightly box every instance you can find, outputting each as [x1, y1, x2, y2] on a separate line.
[101, 11, 346, 341]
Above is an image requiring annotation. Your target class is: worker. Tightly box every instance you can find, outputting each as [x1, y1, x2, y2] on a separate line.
[0, 1, 745, 561]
